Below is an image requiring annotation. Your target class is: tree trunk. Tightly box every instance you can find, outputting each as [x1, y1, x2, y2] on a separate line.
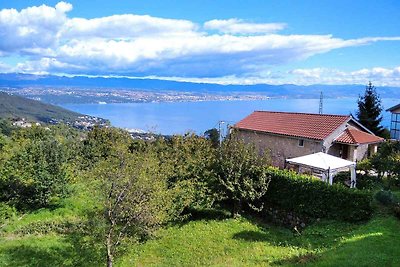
[106, 230, 113, 267]
[232, 199, 242, 218]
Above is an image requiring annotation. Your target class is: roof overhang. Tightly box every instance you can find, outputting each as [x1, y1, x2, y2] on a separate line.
[232, 126, 324, 142]
[386, 103, 400, 112]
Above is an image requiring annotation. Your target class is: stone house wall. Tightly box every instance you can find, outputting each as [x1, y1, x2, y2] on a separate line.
[234, 129, 323, 168]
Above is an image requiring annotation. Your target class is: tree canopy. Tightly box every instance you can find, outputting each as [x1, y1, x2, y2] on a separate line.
[356, 82, 384, 136]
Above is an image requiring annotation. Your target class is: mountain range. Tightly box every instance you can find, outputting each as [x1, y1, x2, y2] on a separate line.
[0, 73, 399, 99]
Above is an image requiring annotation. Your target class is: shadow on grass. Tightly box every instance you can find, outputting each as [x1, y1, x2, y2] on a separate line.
[171, 208, 232, 228]
[187, 208, 231, 221]
[273, 231, 397, 266]
[232, 213, 364, 251]
[0, 231, 104, 267]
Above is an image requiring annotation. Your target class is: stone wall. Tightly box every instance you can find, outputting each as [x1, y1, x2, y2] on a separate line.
[235, 129, 323, 168]
[263, 206, 308, 231]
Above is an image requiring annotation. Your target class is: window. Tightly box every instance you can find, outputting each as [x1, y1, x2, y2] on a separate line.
[298, 139, 304, 147]
[390, 112, 400, 140]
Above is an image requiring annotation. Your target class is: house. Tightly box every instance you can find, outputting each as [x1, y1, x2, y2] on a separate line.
[232, 111, 384, 168]
[387, 103, 400, 140]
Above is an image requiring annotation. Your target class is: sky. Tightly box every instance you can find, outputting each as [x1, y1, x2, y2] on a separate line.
[0, 0, 400, 86]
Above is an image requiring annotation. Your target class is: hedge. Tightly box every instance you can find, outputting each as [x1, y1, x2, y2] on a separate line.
[262, 168, 373, 222]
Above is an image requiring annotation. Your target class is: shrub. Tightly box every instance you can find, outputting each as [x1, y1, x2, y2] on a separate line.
[263, 168, 373, 222]
[374, 190, 397, 206]
[0, 202, 16, 225]
[333, 171, 380, 190]
[0, 127, 70, 210]
[356, 174, 381, 190]
[356, 158, 372, 172]
[393, 203, 400, 219]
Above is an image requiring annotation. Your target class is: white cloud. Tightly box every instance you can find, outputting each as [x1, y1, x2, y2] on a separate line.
[1, 2, 400, 84]
[0, 2, 71, 55]
[287, 67, 400, 86]
[61, 14, 199, 39]
[204, 19, 286, 34]
[136, 66, 400, 86]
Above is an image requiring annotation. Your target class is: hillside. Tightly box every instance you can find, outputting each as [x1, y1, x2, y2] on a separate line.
[0, 91, 106, 127]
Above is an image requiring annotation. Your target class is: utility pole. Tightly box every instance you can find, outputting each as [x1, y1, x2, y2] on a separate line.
[218, 120, 225, 146]
[319, 91, 323, 114]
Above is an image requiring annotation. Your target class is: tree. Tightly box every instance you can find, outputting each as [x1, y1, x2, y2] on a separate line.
[357, 82, 384, 136]
[216, 137, 271, 217]
[204, 128, 219, 148]
[85, 128, 194, 267]
[90, 145, 178, 267]
[370, 141, 400, 179]
[0, 126, 69, 209]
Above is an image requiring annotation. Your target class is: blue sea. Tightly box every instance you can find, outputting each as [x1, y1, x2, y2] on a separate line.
[62, 98, 399, 135]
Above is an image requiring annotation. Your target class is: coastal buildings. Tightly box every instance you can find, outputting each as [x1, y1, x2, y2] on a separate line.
[233, 111, 383, 168]
[387, 104, 400, 140]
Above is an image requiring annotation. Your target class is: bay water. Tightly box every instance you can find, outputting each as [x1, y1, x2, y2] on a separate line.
[62, 98, 398, 135]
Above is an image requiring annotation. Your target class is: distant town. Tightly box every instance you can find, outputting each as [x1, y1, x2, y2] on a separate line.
[1, 86, 272, 104]
[11, 115, 109, 130]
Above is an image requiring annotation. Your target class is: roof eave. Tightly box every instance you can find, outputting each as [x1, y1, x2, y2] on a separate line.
[232, 126, 325, 141]
[386, 103, 400, 112]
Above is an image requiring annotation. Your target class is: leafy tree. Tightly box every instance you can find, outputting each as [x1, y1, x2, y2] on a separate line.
[204, 128, 220, 148]
[80, 126, 133, 168]
[356, 82, 384, 136]
[0, 118, 15, 136]
[152, 133, 218, 209]
[370, 141, 400, 180]
[86, 129, 190, 267]
[0, 126, 69, 209]
[216, 137, 271, 217]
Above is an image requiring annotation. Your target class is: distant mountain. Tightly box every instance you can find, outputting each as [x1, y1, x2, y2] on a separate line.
[0, 91, 85, 124]
[0, 73, 399, 98]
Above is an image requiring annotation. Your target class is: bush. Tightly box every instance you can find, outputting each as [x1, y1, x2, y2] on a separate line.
[263, 168, 373, 222]
[0, 127, 70, 210]
[333, 171, 380, 190]
[374, 190, 397, 206]
[386, 176, 400, 189]
[0, 202, 16, 224]
[356, 174, 381, 190]
[356, 158, 372, 172]
[393, 203, 400, 219]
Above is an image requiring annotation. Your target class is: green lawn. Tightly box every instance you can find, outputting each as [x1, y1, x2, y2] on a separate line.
[1, 205, 399, 267]
[119, 213, 399, 267]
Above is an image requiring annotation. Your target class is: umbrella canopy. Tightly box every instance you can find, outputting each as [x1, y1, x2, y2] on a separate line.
[286, 152, 355, 171]
[286, 152, 357, 188]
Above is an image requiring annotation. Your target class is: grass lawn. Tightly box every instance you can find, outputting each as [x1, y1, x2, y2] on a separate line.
[119, 213, 399, 267]
[1, 195, 399, 266]
[0, 186, 400, 266]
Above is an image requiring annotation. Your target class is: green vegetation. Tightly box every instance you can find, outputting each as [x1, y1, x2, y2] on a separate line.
[0, 91, 83, 124]
[264, 168, 373, 221]
[356, 82, 387, 137]
[216, 138, 271, 217]
[0, 201, 399, 266]
[0, 125, 398, 266]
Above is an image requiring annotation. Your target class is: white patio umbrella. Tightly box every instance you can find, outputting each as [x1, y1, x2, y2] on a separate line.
[286, 152, 357, 188]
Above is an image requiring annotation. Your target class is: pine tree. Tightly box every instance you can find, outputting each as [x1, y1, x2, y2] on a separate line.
[356, 81, 383, 136]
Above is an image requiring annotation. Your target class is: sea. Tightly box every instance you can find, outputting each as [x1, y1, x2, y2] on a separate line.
[61, 98, 399, 135]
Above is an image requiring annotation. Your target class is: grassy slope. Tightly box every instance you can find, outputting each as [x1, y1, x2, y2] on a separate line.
[0, 191, 399, 267]
[0, 92, 82, 123]
[120, 214, 399, 267]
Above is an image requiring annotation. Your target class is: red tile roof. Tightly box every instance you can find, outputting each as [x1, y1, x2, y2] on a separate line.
[334, 128, 384, 145]
[233, 111, 350, 140]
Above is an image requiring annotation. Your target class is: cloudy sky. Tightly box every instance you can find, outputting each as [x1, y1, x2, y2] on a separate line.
[0, 0, 400, 85]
